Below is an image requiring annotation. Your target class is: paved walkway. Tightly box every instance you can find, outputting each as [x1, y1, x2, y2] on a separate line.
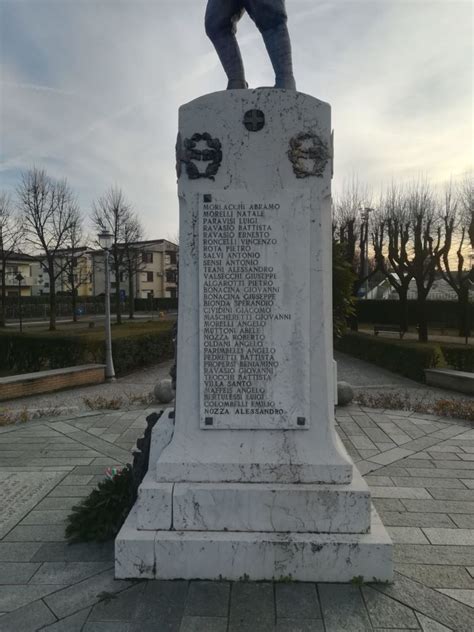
[0, 404, 473, 631]
[2, 352, 470, 418]
[335, 351, 470, 404]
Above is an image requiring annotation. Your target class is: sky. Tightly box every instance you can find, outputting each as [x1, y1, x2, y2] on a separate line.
[0, 0, 472, 240]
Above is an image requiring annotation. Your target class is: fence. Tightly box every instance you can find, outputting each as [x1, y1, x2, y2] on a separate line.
[3, 296, 178, 319]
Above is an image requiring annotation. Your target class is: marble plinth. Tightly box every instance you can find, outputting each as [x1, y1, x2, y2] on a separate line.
[138, 467, 370, 533]
[116, 506, 392, 582]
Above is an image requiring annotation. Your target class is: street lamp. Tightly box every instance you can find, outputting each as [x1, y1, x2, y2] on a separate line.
[98, 231, 116, 381]
[15, 273, 24, 333]
[361, 207, 373, 299]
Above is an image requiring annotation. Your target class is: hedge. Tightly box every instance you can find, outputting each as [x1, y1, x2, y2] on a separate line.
[134, 298, 178, 311]
[440, 344, 474, 373]
[335, 332, 445, 382]
[355, 300, 473, 329]
[0, 328, 174, 377]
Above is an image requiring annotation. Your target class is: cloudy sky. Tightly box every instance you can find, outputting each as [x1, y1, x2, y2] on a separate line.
[0, 0, 472, 239]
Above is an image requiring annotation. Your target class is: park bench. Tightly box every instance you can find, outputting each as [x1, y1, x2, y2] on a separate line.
[417, 322, 447, 335]
[0, 364, 106, 401]
[374, 324, 405, 339]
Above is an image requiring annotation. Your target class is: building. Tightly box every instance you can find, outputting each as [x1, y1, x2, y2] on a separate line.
[0, 252, 36, 297]
[91, 239, 178, 299]
[367, 272, 473, 301]
[23, 239, 178, 300]
[31, 247, 94, 297]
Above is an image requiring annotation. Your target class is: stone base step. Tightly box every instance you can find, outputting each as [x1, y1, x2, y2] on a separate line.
[136, 468, 371, 533]
[116, 505, 392, 582]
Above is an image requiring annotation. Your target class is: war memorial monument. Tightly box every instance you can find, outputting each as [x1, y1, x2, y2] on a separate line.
[115, 0, 393, 582]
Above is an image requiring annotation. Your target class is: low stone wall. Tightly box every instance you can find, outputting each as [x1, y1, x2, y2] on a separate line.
[425, 368, 474, 395]
[0, 365, 106, 401]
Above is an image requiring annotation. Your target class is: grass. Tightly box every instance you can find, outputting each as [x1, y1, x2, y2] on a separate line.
[0, 319, 173, 341]
[83, 391, 153, 410]
[0, 405, 62, 426]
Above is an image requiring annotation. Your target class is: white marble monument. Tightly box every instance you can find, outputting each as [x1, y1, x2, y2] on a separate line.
[115, 89, 393, 582]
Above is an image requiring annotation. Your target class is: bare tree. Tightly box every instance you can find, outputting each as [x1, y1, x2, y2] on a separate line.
[61, 210, 89, 322]
[0, 192, 25, 327]
[405, 180, 444, 342]
[458, 172, 473, 249]
[122, 217, 144, 319]
[333, 176, 376, 298]
[92, 187, 140, 325]
[17, 168, 77, 330]
[438, 180, 473, 336]
[373, 185, 413, 332]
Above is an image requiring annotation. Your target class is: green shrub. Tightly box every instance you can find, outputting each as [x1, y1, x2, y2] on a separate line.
[65, 466, 134, 543]
[0, 333, 93, 374]
[134, 297, 178, 311]
[0, 327, 173, 376]
[335, 332, 445, 382]
[112, 332, 174, 374]
[440, 343, 474, 372]
[355, 299, 474, 330]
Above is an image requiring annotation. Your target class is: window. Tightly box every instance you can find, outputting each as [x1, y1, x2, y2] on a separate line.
[166, 269, 176, 283]
[168, 252, 177, 265]
[146, 272, 154, 282]
[142, 252, 153, 264]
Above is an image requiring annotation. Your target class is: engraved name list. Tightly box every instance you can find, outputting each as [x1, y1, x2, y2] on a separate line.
[198, 191, 310, 430]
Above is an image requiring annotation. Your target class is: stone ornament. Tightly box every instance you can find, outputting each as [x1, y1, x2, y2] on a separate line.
[175, 132, 183, 179]
[288, 131, 330, 178]
[177, 133, 223, 181]
[243, 109, 265, 132]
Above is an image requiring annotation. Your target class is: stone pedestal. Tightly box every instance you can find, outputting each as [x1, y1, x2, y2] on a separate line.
[115, 89, 393, 582]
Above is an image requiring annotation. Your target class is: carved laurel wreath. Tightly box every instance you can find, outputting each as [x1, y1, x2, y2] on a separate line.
[287, 131, 330, 178]
[176, 132, 223, 181]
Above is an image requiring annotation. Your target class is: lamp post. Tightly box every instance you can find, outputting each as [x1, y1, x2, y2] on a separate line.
[98, 231, 116, 381]
[15, 273, 24, 333]
[361, 207, 373, 299]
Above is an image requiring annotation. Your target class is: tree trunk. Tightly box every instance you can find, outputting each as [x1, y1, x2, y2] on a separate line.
[416, 291, 428, 342]
[48, 263, 56, 331]
[128, 266, 134, 319]
[458, 286, 470, 338]
[71, 285, 77, 323]
[0, 265, 6, 327]
[397, 285, 409, 333]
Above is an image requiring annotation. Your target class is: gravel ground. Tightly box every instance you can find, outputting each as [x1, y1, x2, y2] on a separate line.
[335, 351, 472, 405]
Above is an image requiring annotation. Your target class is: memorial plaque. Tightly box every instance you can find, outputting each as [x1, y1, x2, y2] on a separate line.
[199, 190, 310, 430]
[0, 472, 64, 538]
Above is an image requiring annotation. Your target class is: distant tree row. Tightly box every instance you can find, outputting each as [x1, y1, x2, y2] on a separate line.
[333, 174, 474, 341]
[0, 167, 145, 330]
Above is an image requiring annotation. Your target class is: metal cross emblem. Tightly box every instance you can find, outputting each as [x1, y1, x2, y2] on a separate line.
[243, 109, 265, 132]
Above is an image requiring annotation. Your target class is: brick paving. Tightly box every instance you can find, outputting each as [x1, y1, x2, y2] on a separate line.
[0, 405, 473, 631]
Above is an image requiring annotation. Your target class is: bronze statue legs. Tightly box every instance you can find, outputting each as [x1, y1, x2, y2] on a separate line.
[205, 0, 296, 90]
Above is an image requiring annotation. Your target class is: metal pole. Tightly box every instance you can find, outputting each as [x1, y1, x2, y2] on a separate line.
[18, 279, 22, 333]
[363, 207, 372, 299]
[104, 249, 116, 380]
[365, 216, 369, 299]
